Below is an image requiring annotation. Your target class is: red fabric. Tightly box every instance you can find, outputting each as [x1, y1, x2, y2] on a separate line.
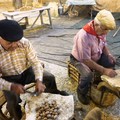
[83, 20, 98, 37]
[83, 21, 107, 41]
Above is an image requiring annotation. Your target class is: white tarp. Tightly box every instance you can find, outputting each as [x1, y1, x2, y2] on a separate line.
[25, 93, 74, 120]
[66, 0, 96, 6]
[101, 69, 120, 90]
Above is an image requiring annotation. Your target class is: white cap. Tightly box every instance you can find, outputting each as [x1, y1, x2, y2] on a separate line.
[95, 9, 116, 30]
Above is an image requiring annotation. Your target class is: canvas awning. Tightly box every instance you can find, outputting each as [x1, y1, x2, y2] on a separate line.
[66, 0, 96, 6]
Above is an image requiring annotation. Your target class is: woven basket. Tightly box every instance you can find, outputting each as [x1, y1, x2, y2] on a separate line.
[90, 85, 117, 107]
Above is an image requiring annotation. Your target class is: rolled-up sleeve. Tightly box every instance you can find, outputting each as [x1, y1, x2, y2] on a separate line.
[25, 41, 43, 81]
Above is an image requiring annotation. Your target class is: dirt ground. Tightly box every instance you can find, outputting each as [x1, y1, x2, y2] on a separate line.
[0, 2, 120, 120]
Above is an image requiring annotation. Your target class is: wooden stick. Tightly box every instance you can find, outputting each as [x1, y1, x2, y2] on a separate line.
[113, 26, 120, 37]
[25, 0, 28, 6]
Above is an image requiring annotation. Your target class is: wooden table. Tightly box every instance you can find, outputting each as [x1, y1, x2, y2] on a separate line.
[66, 0, 96, 19]
[2, 6, 52, 29]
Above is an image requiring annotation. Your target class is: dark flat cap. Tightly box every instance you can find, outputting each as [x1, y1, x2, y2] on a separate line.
[0, 19, 23, 42]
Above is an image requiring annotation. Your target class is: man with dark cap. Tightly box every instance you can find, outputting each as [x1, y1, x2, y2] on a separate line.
[0, 19, 68, 120]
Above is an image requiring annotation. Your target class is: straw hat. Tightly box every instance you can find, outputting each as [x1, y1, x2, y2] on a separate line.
[95, 9, 116, 30]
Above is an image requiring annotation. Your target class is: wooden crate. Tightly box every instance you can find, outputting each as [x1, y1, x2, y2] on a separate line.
[67, 61, 80, 82]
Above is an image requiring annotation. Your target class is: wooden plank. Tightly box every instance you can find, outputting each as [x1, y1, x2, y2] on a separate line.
[0, 109, 9, 120]
[2, 6, 51, 20]
[0, 91, 4, 97]
[67, 61, 80, 82]
[2, 6, 52, 29]
[0, 91, 6, 106]
[69, 71, 80, 79]
[24, 83, 35, 90]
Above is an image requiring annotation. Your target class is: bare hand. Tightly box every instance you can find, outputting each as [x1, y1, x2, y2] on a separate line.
[35, 80, 46, 94]
[103, 68, 117, 77]
[11, 83, 25, 95]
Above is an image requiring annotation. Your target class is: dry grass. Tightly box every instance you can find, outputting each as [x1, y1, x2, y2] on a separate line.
[0, 2, 13, 11]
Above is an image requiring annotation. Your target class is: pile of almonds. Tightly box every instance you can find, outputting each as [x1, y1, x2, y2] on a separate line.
[36, 100, 61, 120]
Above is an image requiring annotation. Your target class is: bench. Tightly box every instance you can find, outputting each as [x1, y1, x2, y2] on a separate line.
[2, 6, 52, 29]
[0, 91, 7, 120]
[67, 61, 80, 82]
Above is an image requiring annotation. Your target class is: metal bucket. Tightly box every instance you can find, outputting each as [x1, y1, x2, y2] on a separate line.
[58, 5, 63, 15]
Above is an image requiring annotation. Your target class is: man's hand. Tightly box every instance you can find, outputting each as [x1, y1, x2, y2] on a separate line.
[11, 83, 25, 95]
[103, 68, 117, 77]
[35, 80, 46, 94]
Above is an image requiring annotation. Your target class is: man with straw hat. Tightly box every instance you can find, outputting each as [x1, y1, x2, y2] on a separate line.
[70, 9, 117, 105]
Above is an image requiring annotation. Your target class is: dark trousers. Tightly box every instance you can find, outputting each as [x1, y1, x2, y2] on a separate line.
[2, 67, 60, 120]
[70, 54, 115, 95]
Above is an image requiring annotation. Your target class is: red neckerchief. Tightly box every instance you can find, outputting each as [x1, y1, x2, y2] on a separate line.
[83, 20, 106, 42]
[83, 20, 99, 38]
